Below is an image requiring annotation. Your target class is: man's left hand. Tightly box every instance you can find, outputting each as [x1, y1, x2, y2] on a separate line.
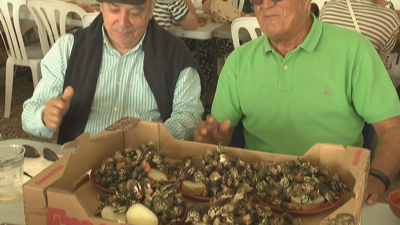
[365, 175, 387, 205]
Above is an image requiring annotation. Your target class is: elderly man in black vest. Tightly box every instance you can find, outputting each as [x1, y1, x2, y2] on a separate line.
[21, 0, 204, 144]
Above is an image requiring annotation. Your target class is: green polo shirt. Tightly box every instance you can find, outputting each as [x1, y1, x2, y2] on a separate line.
[212, 16, 400, 156]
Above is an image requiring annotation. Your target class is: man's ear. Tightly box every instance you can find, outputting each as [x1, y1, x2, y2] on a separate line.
[304, 0, 312, 11]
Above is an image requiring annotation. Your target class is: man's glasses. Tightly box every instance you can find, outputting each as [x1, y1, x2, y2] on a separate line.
[251, 0, 283, 6]
[23, 145, 59, 179]
[23, 145, 60, 162]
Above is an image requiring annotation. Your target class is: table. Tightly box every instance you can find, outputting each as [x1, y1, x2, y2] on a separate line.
[362, 203, 400, 224]
[0, 139, 75, 225]
[1, 139, 398, 225]
[169, 21, 223, 40]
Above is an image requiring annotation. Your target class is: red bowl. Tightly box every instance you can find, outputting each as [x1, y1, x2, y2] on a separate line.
[90, 163, 115, 194]
[389, 189, 400, 220]
[253, 190, 345, 216]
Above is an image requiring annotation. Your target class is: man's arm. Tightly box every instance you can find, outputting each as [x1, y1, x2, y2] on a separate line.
[350, 36, 400, 203]
[367, 116, 400, 204]
[372, 116, 400, 180]
[21, 35, 73, 138]
[163, 67, 203, 140]
[169, 0, 198, 30]
[210, 50, 242, 146]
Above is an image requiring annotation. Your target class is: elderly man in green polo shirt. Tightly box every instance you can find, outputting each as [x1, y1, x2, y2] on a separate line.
[194, 0, 400, 205]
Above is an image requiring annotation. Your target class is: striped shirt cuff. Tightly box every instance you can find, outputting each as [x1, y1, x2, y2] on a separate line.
[35, 105, 57, 136]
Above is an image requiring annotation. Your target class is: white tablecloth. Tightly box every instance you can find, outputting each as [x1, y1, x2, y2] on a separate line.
[168, 21, 224, 40]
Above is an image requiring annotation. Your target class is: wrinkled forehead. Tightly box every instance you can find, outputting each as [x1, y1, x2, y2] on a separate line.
[98, 0, 148, 6]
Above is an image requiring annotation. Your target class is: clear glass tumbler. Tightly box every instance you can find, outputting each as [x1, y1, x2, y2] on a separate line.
[0, 144, 26, 203]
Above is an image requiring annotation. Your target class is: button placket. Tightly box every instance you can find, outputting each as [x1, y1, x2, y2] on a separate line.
[113, 56, 124, 114]
[279, 59, 293, 91]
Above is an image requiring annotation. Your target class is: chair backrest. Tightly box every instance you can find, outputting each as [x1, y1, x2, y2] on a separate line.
[312, 0, 328, 10]
[0, 0, 30, 65]
[228, 0, 245, 12]
[82, 12, 99, 28]
[393, 0, 400, 10]
[231, 17, 261, 49]
[27, 0, 86, 55]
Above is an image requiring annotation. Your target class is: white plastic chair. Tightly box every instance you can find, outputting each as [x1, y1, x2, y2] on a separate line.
[392, 0, 400, 10]
[27, 0, 86, 55]
[0, 0, 43, 118]
[312, 0, 328, 10]
[82, 12, 99, 28]
[228, 0, 245, 12]
[231, 17, 261, 49]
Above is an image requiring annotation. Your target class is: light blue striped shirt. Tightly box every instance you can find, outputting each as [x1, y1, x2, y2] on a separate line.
[21, 26, 204, 140]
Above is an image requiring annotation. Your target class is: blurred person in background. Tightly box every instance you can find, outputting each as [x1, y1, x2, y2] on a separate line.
[154, 0, 237, 119]
[153, 0, 198, 30]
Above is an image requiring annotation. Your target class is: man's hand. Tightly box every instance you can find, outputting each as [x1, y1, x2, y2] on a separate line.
[42, 86, 74, 129]
[194, 115, 231, 144]
[203, 0, 212, 15]
[365, 175, 387, 205]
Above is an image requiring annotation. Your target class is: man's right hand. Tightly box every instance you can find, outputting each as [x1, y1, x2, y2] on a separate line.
[194, 115, 231, 144]
[42, 86, 74, 129]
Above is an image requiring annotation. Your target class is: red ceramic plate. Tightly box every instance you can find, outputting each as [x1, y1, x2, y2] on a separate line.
[172, 201, 189, 225]
[177, 186, 212, 202]
[177, 175, 212, 202]
[90, 163, 115, 194]
[253, 190, 345, 216]
[90, 163, 171, 194]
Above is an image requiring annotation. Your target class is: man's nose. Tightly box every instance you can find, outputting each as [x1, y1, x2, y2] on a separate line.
[117, 12, 130, 27]
[262, 0, 279, 9]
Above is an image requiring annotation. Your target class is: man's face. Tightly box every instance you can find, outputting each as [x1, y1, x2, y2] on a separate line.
[101, 1, 152, 52]
[254, 0, 311, 40]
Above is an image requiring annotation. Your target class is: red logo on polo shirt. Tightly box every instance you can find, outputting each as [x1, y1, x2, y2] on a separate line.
[324, 90, 331, 95]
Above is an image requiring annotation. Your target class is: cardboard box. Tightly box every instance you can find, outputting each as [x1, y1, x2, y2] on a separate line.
[23, 117, 370, 225]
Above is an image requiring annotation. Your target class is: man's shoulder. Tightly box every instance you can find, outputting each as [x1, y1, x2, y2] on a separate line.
[319, 21, 375, 55]
[320, 20, 368, 41]
[54, 33, 75, 47]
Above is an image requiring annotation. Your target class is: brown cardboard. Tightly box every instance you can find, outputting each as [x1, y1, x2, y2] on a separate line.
[23, 117, 370, 225]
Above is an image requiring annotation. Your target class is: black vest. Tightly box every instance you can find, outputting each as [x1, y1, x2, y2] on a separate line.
[57, 13, 204, 144]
